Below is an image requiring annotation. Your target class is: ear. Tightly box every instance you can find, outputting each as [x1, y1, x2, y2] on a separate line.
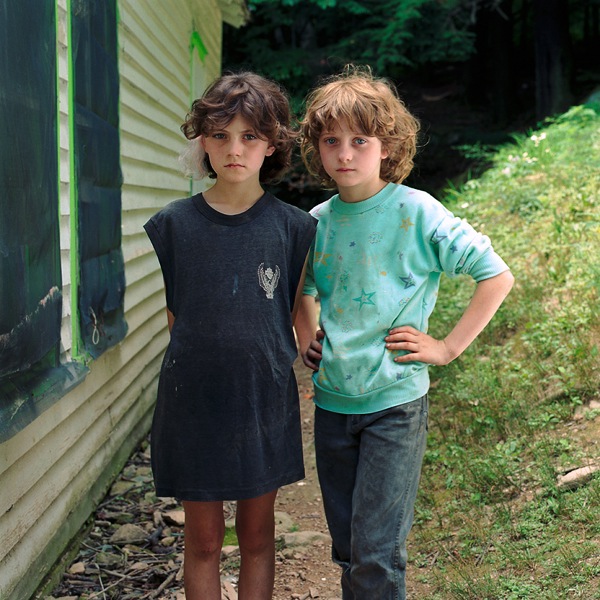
[381, 146, 390, 160]
[199, 135, 207, 151]
[265, 145, 276, 157]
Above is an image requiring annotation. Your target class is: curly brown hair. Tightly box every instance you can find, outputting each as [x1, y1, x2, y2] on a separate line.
[300, 66, 420, 189]
[181, 72, 297, 183]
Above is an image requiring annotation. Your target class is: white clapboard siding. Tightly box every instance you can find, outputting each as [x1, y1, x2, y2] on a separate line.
[1, 313, 168, 596]
[0, 0, 242, 597]
[0, 319, 166, 580]
[1, 380, 159, 600]
[0, 308, 168, 527]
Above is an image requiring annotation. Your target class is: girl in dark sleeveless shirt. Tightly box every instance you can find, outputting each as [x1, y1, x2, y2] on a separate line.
[144, 72, 316, 599]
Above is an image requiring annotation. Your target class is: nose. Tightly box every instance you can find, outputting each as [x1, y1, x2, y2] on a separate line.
[228, 137, 243, 156]
[338, 142, 352, 163]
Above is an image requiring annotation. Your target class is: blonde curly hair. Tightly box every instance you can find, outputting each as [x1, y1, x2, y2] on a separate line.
[301, 66, 420, 189]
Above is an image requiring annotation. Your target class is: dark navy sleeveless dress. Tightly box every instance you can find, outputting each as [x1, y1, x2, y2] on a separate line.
[144, 192, 316, 501]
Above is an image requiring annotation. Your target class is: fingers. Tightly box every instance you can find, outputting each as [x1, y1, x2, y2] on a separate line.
[302, 335, 324, 372]
[385, 331, 450, 366]
[302, 354, 320, 371]
[387, 325, 419, 336]
[384, 327, 435, 364]
[386, 340, 420, 353]
[384, 327, 421, 350]
[310, 338, 323, 354]
[393, 351, 423, 364]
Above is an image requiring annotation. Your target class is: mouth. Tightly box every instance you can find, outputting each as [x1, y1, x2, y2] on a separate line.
[225, 163, 244, 168]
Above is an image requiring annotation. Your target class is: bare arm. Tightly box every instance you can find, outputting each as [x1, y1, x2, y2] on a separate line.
[166, 308, 175, 333]
[385, 270, 514, 365]
[291, 256, 310, 325]
[294, 294, 323, 371]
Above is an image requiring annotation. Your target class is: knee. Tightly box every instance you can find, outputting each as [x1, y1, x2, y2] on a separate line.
[185, 538, 223, 562]
[236, 521, 275, 555]
[185, 526, 224, 561]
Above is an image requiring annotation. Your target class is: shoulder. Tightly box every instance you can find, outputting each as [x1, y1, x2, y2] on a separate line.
[308, 198, 334, 221]
[396, 184, 454, 224]
[156, 196, 197, 219]
[397, 184, 441, 210]
[267, 194, 317, 229]
[145, 196, 198, 231]
[148, 196, 195, 222]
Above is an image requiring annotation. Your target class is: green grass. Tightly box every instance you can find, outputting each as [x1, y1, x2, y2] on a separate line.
[411, 103, 600, 599]
[223, 526, 239, 546]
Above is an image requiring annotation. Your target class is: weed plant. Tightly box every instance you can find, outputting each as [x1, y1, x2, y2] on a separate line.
[412, 103, 600, 599]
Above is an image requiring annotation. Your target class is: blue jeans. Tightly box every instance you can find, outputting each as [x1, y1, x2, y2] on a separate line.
[314, 395, 428, 600]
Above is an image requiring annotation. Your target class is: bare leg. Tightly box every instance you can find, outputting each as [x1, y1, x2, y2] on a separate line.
[236, 490, 278, 600]
[182, 500, 225, 600]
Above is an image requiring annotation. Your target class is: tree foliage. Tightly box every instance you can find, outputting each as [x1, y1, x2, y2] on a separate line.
[225, 0, 482, 103]
[222, 0, 598, 206]
[224, 0, 599, 118]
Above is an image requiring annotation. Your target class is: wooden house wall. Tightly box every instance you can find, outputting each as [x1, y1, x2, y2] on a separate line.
[0, 1, 236, 598]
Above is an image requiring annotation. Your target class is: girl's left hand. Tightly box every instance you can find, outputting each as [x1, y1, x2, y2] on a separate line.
[385, 325, 453, 366]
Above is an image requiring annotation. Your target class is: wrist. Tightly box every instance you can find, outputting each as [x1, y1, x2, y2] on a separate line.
[441, 337, 462, 363]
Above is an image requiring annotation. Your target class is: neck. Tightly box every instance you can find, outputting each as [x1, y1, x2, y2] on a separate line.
[203, 181, 265, 215]
[338, 179, 388, 204]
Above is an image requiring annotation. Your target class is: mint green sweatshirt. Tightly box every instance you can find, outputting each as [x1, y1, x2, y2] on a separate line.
[303, 183, 510, 414]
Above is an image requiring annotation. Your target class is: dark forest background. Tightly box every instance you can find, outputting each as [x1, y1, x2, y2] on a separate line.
[222, 0, 600, 206]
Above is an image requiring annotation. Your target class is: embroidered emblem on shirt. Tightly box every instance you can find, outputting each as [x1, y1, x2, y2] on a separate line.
[257, 263, 280, 299]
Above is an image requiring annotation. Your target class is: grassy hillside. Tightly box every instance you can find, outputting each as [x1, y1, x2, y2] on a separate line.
[413, 103, 600, 599]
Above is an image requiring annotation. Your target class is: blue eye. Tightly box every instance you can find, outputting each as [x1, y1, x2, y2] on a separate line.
[354, 138, 367, 145]
[243, 133, 257, 141]
[323, 137, 337, 145]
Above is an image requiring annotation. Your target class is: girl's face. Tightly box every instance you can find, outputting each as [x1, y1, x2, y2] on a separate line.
[318, 119, 388, 203]
[201, 115, 275, 186]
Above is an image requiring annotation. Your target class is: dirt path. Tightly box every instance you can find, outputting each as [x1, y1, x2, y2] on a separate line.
[270, 360, 340, 600]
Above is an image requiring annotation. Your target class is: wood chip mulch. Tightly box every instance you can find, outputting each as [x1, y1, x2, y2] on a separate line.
[45, 439, 239, 599]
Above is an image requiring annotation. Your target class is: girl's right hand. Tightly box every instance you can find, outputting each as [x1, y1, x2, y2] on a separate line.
[302, 329, 325, 371]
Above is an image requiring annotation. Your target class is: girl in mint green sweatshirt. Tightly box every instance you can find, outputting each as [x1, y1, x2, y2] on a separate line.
[295, 66, 514, 600]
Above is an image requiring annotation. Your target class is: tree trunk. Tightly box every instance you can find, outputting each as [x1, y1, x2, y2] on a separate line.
[467, 0, 516, 125]
[533, 0, 573, 120]
[487, 0, 516, 124]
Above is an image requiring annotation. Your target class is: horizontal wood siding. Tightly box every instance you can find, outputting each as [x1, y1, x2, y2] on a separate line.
[0, 1, 226, 598]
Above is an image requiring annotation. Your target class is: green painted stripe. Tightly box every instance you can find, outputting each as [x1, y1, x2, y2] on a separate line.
[191, 31, 208, 63]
